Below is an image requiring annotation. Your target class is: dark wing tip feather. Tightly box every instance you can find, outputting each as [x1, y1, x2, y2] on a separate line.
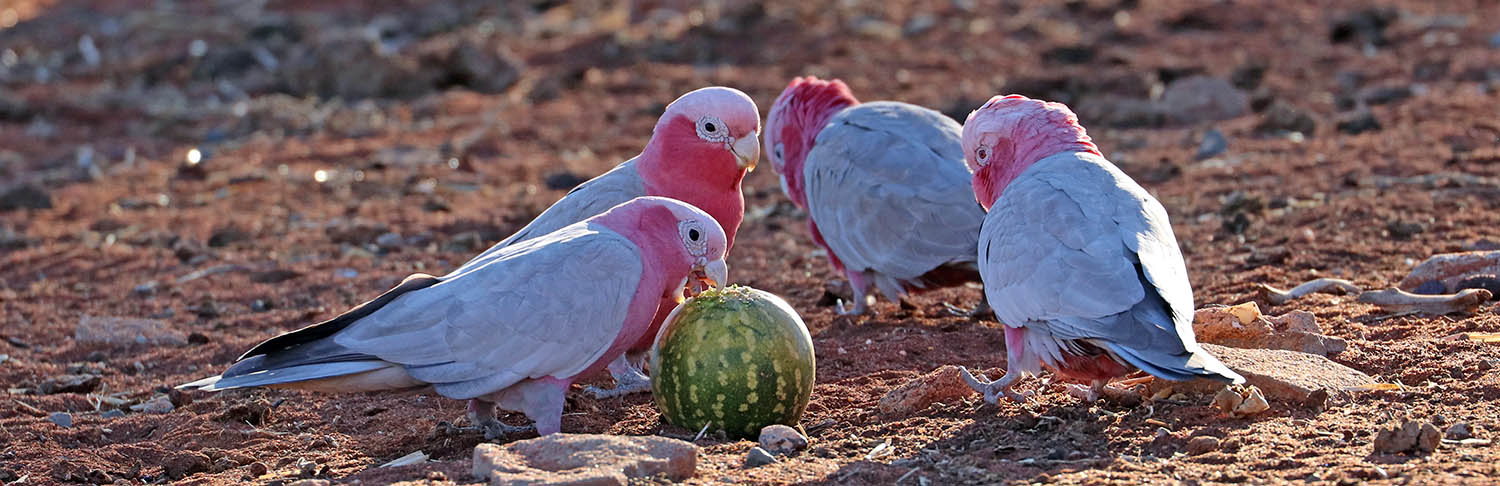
[237, 273, 441, 360]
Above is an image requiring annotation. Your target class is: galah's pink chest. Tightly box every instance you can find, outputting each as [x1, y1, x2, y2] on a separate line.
[806, 219, 844, 272]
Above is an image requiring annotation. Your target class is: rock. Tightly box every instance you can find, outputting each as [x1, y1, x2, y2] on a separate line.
[1398, 251, 1500, 293]
[1255, 101, 1316, 135]
[281, 37, 433, 100]
[49, 412, 73, 428]
[1196, 129, 1228, 160]
[850, 18, 902, 41]
[1041, 45, 1096, 65]
[1212, 387, 1243, 415]
[1193, 304, 1346, 356]
[1375, 420, 1443, 455]
[1446, 422, 1473, 440]
[759, 425, 808, 455]
[207, 225, 250, 247]
[39, 374, 102, 394]
[544, 170, 590, 191]
[1329, 8, 1397, 45]
[1236, 386, 1270, 416]
[296, 458, 317, 477]
[0, 226, 31, 249]
[287, 480, 330, 486]
[472, 434, 698, 485]
[1186, 436, 1222, 455]
[1337, 111, 1381, 134]
[744, 447, 778, 468]
[442, 41, 524, 94]
[1418, 422, 1443, 452]
[1159, 76, 1248, 125]
[0, 183, 52, 211]
[1148, 344, 1374, 404]
[374, 232, 404, 249]
[130, 394, 174, 414]
[1362, 85, 1413, 105]
[878, 365, 977, 415]
[163, 451, 213, 479]
[75, 315, 186, 346]
[101, 409, 125, 419]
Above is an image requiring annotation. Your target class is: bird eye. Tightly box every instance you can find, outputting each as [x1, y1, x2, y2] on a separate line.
[976, 146, 989, 164]
[679, 220, 708, 255]
[774, 143, 784, 162]
[696, 115, 728, 142]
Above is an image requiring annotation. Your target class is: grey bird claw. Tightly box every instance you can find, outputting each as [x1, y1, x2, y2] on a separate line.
[959, 366, 1031, 405]
[834, 298, 865, 316]
[584, 380, 652, 399]
[942, 302, 991, 318]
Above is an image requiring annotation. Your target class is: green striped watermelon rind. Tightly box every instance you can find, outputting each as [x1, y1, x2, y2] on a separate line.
[650, 285, 816, 439]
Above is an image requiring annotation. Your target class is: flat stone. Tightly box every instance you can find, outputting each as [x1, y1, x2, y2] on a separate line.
[49, 412, 73, 428]
[1159, 76, 1248, 125]
[39, 374, 102, 394]
[1186, 436, 1222, 455]
[472, 434, 697, 486]
[74, 315, 186, 346]
[744, 447, 777, 468]
[1193, 304, 1346, 356]
[1149, 344, 1373, 404]
[878, 365, 976, 415]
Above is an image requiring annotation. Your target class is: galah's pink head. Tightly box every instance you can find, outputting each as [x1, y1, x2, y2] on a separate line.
[961, 95, 1100, 210]
[642, 86, 761, 181]
[764, 76, 860, 207]
[595, 196, 730, 298]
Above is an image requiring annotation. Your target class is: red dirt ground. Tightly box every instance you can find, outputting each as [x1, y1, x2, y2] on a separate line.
[2, 1, 1499, 484]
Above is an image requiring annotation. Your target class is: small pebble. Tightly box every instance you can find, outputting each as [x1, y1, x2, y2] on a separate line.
[744, 447, 778, 468]
[1186, 436, 1222, 455]
[50, 411, 73, 428]
[101, 409, 125, 419]
[759, 424, 809, 455]
[1446, 422, 1473, 441]
[1196, 129, 1228, 160]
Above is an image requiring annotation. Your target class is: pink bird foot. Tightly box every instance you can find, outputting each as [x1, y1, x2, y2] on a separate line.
[958, 366, 1032, 405]
[466, 399, 536, 441]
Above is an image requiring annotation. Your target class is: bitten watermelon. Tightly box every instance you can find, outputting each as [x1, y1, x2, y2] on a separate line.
[650, 285, 815, 439]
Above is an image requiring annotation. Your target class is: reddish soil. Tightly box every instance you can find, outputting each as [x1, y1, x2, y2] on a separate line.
[3, 1, 1500, 484]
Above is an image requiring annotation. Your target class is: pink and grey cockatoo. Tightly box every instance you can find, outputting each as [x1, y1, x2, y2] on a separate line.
[956, 95, 1243, 403]
[459, 86, 759, 398]
[764, 77, 986, 316]
[180, 197, 729, 438]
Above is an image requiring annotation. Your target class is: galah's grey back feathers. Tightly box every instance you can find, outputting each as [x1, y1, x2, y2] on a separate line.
[801, 101, 985, 299]
[183, 223, 647, 398]
[979, 151, 1240, 382]
[456, 159, 646, 272]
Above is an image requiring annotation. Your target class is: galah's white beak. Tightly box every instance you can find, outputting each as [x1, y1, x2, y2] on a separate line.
[732, 131, 759, 171]
[678, 258, 729, 303]
[697, 258, 728, 289]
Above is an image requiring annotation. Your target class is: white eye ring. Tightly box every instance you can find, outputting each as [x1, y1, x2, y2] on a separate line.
[696, 115, 729, 142]
[975, 146, 991, 166]
[679, 220, 708, 256]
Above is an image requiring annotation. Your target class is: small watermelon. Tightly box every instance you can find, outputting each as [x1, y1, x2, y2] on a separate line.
[650, 285, 815, 439]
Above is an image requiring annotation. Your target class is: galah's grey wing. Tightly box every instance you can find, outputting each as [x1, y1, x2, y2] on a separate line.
[980, 151, 1235, 381]
[802, 102, 985, 296]
[458, 159, 646, 271]
[334, 223, 645, 399]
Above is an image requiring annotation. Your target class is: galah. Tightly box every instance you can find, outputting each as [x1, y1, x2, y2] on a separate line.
[180, 197, 729, 438]
[956, 95, 1243, 403]
[462, 86, 759, 397]
[764, 77, 986, 315]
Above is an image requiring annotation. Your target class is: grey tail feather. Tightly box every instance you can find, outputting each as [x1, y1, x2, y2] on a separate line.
[1107, 343, 1244, 384]
[188, 361, 394, 391]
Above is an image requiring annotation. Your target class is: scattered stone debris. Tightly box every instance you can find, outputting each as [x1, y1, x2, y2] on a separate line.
[878, 365, 977, 415]
[101, 409, 125, 419]
[744, 447, 778, 468]
[1255, 101, 1317, 135]
[1374, 420, 1442, 455]
[759, 424, 808, 455]
[1159, 76, 1248, 125]
[472, 434, 697, 485]
[49, 411, 73, 428]
[1196, 129, 1228, 160]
